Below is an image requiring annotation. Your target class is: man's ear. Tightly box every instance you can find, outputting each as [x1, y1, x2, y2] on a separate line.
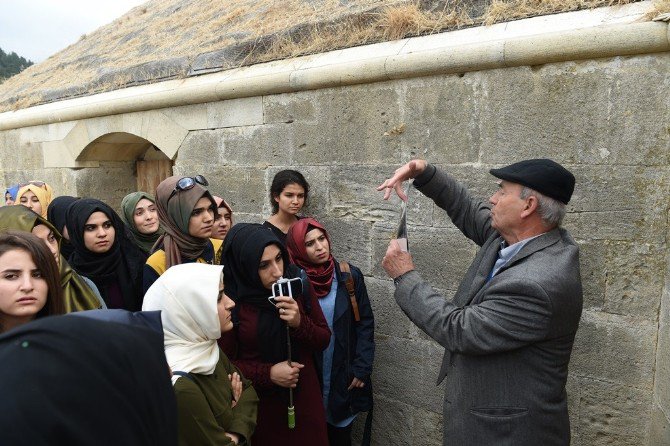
[520, 195, 538, 219]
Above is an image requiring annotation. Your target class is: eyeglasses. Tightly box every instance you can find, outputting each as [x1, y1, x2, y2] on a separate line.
[167, 175, 208, 202]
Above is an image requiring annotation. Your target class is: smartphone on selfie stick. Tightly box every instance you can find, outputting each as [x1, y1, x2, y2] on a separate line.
[268, 276, 303, 429]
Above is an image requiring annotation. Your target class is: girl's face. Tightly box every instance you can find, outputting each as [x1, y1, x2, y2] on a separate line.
[274, 183, 305, 216]
[83, 212, 116, 254]
[258, 244, 284, 290]
[19, 191, 42, 216]
[213, 207, 232, 240]
[31, 224, 60, 267]
[304, 228, 330, 265]
[217, 276, 235, 333]
[188, 197, 215, 239]
[0, 249, 48, 332]
[5, 193, 14, 206]
[133, 198, 159, 235]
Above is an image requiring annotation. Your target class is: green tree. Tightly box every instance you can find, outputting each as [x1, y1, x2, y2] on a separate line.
[0, 47, 34, 80]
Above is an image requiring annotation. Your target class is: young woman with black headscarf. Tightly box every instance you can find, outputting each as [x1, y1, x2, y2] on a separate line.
[66, 199, 145, 311]
[220, 223, 331, 446]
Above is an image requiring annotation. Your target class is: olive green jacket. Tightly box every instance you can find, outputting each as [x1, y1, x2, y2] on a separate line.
[174, 351, 258, 446]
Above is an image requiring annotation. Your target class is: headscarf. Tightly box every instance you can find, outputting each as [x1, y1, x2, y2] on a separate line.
[214, 196, 234, 224]
[222, 223, 300, 363]
[155, 176, 217, 269]
[143, 263, 223, 384]
[286, 218, 335, 298]
[47, 195, 79, 259]
[0, 315, 177, 446]
[14, 182, 54, 218]
[0, 206, 101, 312]
[120, 191, 163, 254]
[5, 184, 19, 202]
[66, 199, 144, 310]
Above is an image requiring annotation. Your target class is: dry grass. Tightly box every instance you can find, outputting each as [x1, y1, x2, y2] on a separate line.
[0, 0, 644, 113]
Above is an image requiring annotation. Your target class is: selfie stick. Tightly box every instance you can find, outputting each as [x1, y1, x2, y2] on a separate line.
[274, 277, 296, 429]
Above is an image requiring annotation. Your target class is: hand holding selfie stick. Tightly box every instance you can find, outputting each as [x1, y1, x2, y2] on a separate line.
[271, 277, 300, 429]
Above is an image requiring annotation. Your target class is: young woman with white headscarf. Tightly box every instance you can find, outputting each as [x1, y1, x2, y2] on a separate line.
[143, 263, 258, 445]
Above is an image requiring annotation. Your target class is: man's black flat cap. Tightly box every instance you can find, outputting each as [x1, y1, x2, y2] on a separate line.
[490, 158, 575, 204]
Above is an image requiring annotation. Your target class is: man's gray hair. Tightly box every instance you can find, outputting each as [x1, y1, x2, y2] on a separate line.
[520, 187, 566, 227]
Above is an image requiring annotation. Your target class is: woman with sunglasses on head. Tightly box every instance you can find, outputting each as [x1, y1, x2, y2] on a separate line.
[0, 231, 64, 334]
[15, 181, 54, 218]
[0, 205, 104, 312]
[120, 192, 163, 255]
[263, 170, 310, 244]
[144, 263, 258, 446]
[286, 218, 375, 446]
[144, 175, 221, 294]
[221, 223, 331, 446]
[212, 196, 234, 241]
[66, 199, 145, 311]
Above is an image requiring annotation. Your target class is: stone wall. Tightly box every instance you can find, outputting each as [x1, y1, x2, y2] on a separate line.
[1, 53, 668, 445]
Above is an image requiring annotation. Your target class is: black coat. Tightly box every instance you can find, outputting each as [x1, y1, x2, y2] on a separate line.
[315, 261, 375, 423]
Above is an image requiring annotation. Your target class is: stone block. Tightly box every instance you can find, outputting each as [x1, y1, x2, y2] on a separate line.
[318, 217, 373, 275]
[649, 403, 670, 446]
[478, 57, 670, 167]
[573, 376, 651, 446]
[410, 407, 443, 446]
[654, 287, 670, 411]
[400, 75, 480, 164]
[177, 129, 224, 165]
[604, 241, 664, 320]
[570, 311, 656, 388]
[220, 124, 294, 167]
[365, 277, 413, 339]
[75, 161, 137, 212]
[576, 240, 606, 311]
[263, 91, 317, 124]
[373, 335, 445, 413]
[286, 83, 403, 165]
[207, 97, 263, 128]
[162, 103, 208, 130]
[366, 395, 413, 446]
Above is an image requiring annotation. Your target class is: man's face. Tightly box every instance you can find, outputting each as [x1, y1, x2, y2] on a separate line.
[488, 180, 527, 236]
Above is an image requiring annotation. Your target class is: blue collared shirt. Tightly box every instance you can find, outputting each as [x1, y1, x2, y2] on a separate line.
[490, 234, 543, 278]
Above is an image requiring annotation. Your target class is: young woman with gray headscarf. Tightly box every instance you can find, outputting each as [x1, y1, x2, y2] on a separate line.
[143, 175, 223, 294]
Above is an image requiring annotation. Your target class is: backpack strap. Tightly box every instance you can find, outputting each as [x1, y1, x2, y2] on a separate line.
[172, 371, 195, 382]
[339, 261, 360, 322]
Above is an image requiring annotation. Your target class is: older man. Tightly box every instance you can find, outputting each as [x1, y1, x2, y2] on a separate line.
[379, 159, 582, 446]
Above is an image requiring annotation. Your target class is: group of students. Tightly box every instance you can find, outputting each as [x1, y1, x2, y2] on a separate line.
[0, 171, 375, 446]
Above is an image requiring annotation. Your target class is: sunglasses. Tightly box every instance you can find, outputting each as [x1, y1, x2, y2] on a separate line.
[19, 181, 46, 188]
[167, 175, 209, 202]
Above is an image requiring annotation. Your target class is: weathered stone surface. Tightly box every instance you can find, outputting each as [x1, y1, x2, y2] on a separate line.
[178, 129, 224, 165]
[319, 217, 373, 275]
[649, 403, 670, 446]
[263, 91, 317, 124]
[365, 277, 412, 339]
[75, 161, 137, 211]
[478, 56, 670, 167]
[207, 97, 263, 128]
[411, 407, 444, 446]
[286, 83, 403, 165]
[365, 395, 413, 446]
[572, 376, 651, 446]
[604, 241, 665, 320]
[401, 75, 480, 164]
[576, 240, 606, 311]
[571, 311, 656, 388]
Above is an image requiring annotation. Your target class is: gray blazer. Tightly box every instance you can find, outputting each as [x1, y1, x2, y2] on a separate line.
[395, 165, 583, 446]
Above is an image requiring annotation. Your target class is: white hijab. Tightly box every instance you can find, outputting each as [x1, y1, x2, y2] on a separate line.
[142, 263, 223, 384]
